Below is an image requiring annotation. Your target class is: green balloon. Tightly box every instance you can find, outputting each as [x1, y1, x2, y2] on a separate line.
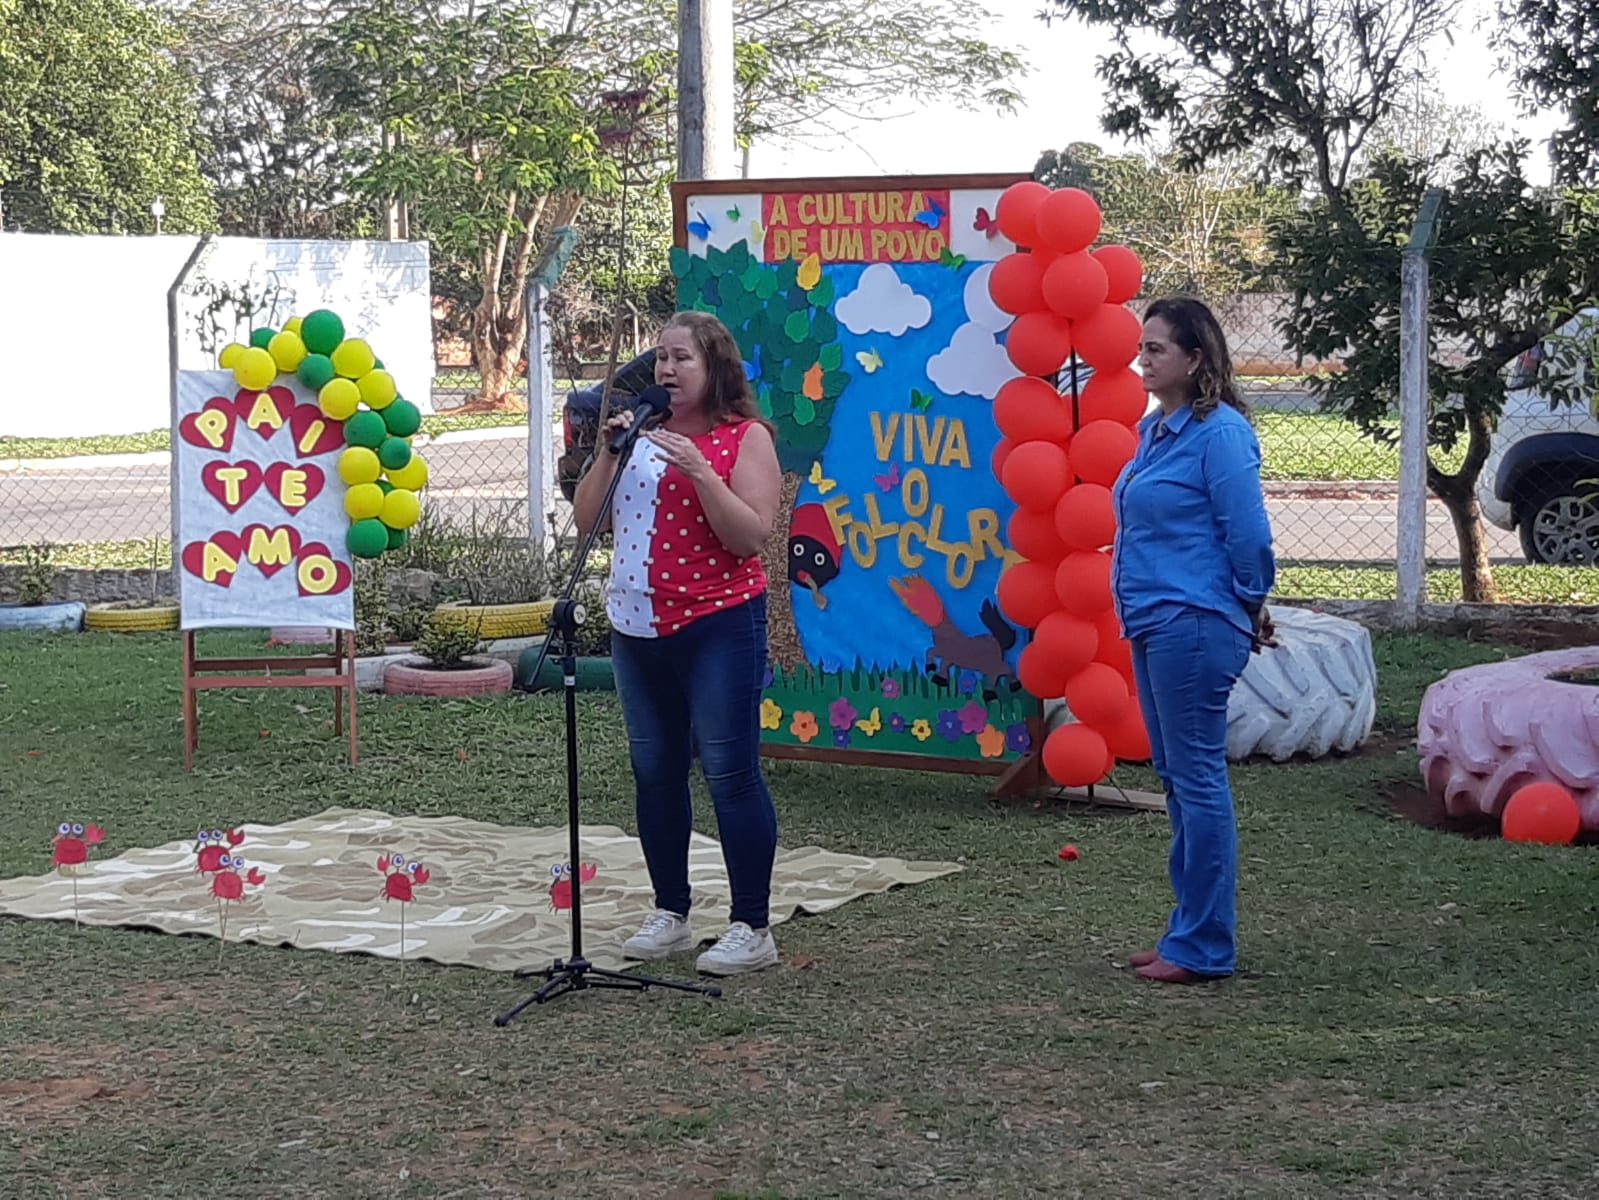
[382, 398, 421, 437]
[386, 525, 409, 551]
[298, 353, 336, 391]
[378, 479, 395, 494]
[250, 326, 275, 349]
[301, 309, 345, 356]
[345, 410, 388, 448]
[373, 357, 385, 369]
[377, 436, 413, 470]
[347, 519, 389, 559]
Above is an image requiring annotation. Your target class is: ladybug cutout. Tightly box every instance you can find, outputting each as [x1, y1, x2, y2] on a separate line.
[788, 503, 842, 610]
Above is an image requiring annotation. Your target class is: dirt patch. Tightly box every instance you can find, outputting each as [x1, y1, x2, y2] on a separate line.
[0, 1077, 154, 1126]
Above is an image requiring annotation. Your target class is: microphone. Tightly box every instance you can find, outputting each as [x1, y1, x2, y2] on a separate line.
[607, 385, 672, 456]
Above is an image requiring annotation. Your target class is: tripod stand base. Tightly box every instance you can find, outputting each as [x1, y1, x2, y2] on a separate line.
[494, 956, 722, 1025]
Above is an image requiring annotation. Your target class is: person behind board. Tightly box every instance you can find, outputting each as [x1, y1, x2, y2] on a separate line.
[1111, 296, 1277, 985]
[572, 310, 784, 976]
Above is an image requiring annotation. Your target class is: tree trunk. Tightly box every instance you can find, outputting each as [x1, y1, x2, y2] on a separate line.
[1427, 408, 1498, 603]
[759, 472, 803, 671]
[467, 311, 526, 411]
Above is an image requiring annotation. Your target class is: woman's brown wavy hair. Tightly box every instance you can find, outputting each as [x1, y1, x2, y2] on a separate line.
[1143, 296, 1247, 420]
[660, 310, 772, 433]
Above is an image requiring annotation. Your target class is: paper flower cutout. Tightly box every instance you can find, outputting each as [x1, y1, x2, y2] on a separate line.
[760, 698, 783, 730]
[791, 711, 820, 743]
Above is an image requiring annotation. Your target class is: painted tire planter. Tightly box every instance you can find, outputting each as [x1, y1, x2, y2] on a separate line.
[514, 644, 616, 692]
[1225, 605, 1377, 762]
[0, 601, 86, 632]
[432, 599, 555, 640]
[84, 602, 180, 633]
[1419, 646, 1599, 834]
[383, 656, 514, 697]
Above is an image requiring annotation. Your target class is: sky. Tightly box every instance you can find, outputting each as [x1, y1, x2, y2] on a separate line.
[744, 0, 1565, 184]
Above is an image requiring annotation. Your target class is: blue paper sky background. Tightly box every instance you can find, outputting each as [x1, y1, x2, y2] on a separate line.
[788, 260, 1024, 678]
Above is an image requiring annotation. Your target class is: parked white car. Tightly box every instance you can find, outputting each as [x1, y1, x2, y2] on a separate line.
[1477, 312, 1599, 564]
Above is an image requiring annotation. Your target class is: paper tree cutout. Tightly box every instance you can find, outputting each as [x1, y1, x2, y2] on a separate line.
[51, 821, 105, 930]
[377, 854, 430, 979]
[548, 861, 597, 912]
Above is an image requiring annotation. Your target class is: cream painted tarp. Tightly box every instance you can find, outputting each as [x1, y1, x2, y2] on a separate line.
[0, 808, 961, 973]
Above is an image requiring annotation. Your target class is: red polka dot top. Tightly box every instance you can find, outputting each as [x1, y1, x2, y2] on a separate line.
[606, 419, 769, 638]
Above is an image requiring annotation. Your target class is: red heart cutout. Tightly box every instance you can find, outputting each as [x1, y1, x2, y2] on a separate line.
[179, 397, 236, 453]
[232, 386, 294, 442]
[238, 524, 303, 578]
[200, 460, 264, 513]
[286, 403, 345, 457]
[264, 463, 324, 514]
[295, 542, 352, 597]
[179, 530, 249, 588]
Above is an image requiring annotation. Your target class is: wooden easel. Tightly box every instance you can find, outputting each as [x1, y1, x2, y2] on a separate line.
[181, 629, 359, 771]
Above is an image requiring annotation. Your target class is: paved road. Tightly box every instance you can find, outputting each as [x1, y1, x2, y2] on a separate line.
[0, 434, 1525, 564]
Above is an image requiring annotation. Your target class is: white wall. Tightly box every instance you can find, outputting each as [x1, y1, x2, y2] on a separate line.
[0, 234, 433, 439]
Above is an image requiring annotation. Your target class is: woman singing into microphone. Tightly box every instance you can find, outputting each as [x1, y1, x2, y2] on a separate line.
[572, 311, 785, 976]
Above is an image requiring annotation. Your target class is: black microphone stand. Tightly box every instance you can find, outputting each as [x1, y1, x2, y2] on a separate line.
[495, 412, 722, 1025]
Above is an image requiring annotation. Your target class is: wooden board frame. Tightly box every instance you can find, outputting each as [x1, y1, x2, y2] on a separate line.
[181, 630, 359, 772]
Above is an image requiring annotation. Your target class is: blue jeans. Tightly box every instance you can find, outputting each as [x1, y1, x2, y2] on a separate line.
[610, 594, 778, 929]
[1130, 608, 1252, 976]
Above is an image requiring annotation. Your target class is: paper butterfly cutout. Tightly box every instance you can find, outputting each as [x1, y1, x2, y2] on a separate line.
[726, 204, 741, 220]
[909, 389, 934, 412]
[939, 247, 967, 271]
[974, 206, 1000, 238]
[686, 209, 712, 240]
[874, 462, 901, 492]
[855, 348, 884, 374]
[797, 252, 822, 291]
[808, 460, 837, 495]
[915, 195, 946, 229]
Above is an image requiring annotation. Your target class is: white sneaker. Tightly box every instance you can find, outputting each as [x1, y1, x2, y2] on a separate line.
[695, 922, 779, 976]
[621, 910, 696, 960]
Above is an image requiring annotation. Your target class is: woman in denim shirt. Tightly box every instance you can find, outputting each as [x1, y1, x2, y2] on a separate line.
[1111, 297, 1277, 985]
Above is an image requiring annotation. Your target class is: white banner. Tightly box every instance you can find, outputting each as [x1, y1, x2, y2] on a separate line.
[174, 370, 355, 630]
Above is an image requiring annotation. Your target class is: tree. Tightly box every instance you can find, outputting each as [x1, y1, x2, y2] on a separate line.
[1494, 0, 1599, 185]
[1275, 145, 1599, 599]
[0, 0, 215, 232]
[1034, 141, 1295, 295]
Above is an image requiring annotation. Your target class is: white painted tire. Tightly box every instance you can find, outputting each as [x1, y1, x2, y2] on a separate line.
[1226, 606, 1377, 762]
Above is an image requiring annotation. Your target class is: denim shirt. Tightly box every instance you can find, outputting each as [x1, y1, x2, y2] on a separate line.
[1110, 402, 1276, 640]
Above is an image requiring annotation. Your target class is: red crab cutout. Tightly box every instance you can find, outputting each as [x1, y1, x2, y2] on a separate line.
[548, 862, 598, 912]
[52, 822, 105, 871]
[211, 852, 266, 900]
[195, 827, 246, 873]
[377, 854, 430, 903]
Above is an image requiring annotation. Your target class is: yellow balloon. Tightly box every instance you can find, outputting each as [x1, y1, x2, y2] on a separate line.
[357, 368, 398, 410]
[381, 488, 421, 530]
[233, 347, 278, 391]
[284, 316, 304, 335]
[337, 447, 382, 487]
[319, 378, 361, 421]
[268, 330, 308, 373]
[343, 482, 385, 521]
[331, 338, 376, 379]
[386, 454, 429, 491]
[218, 342, 247, 369]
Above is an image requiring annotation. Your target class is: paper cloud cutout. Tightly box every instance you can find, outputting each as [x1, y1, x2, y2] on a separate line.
[927, 323, 1021, 400]
[836, 264, 933, 336]
[964, 263, 1014, 334]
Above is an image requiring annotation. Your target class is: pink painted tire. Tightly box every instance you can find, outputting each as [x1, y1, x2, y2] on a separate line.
[1418, 647, 1599, 834]
[382, 656, 513, 697]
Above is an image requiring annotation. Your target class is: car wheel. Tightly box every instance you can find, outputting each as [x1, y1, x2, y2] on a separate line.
[1517, 473, 1599, 564]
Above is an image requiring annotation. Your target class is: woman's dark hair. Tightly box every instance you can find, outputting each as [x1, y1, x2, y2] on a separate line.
[1143, 296, 1247, 420]
[660, 310, 771, 431]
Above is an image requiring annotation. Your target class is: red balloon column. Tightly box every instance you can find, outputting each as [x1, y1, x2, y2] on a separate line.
[990, 183, 1152, 788]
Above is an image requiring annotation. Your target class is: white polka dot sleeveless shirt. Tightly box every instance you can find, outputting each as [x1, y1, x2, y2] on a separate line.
[606, 419, 770, 638]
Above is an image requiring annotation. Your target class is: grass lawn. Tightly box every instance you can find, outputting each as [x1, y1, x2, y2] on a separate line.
[3, 628, 1598, 1198]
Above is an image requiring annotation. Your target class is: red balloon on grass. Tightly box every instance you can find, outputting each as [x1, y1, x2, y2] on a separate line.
[1002, 440, 1071, 512]
[1080, 367, 1150, 427]
[1054, 483, 1117, 551]
[1054, 550, 1113, 618]
[1006, 311, 1074, 376]
[996, 181, 1052, 247]
[1006, 507, 1068, 563]
[1501, 782, 1581, 845]
[1093, 244, 1144, 303]
[1044, 722, 1110, 787]
[1034, 188, 1103, 255]
[1064, 662, 1130, 727]
[1072, 303, 1143, 370]
[997, 560, 1062, 630]
[1069, 420, 1138, 488]
[1032, 609, 1100, 679]
[1041, 252, 1110, 320]
[988, 251, 1048, 315]
[993, 376, 1071, 444]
